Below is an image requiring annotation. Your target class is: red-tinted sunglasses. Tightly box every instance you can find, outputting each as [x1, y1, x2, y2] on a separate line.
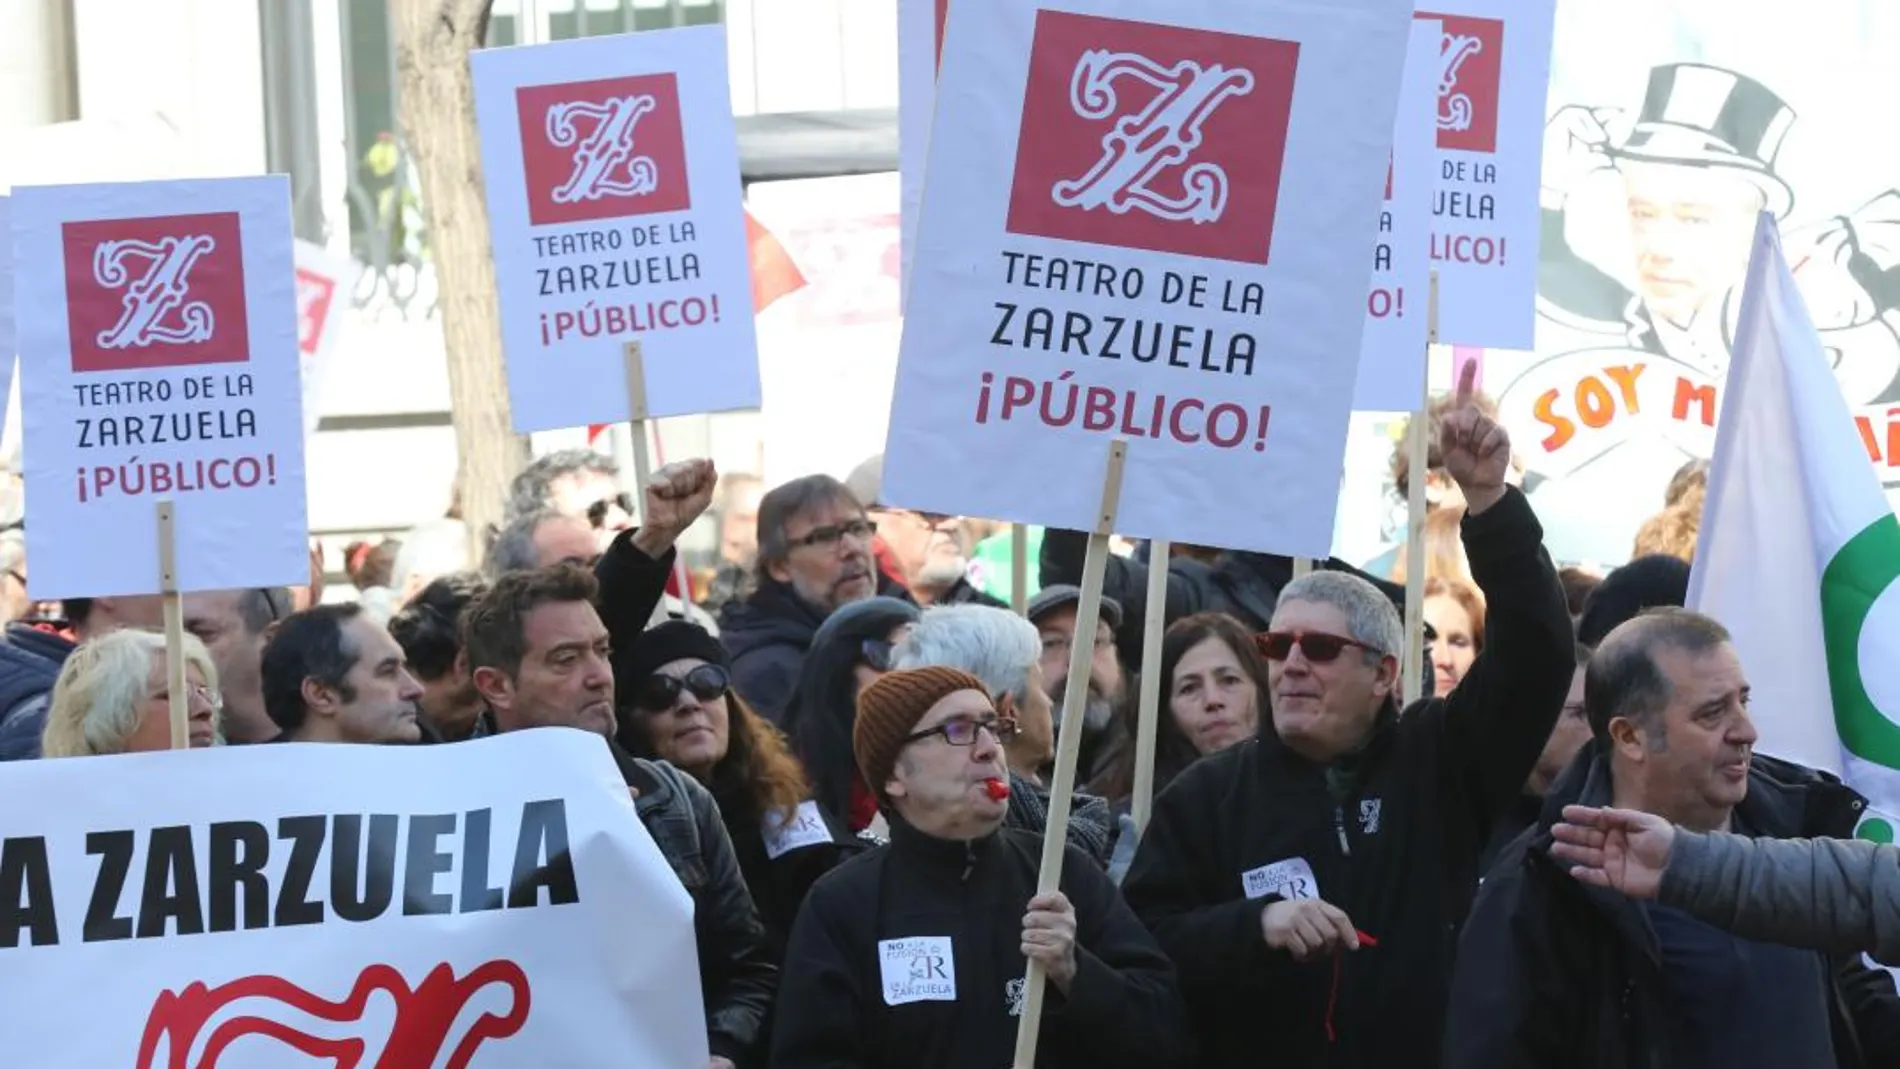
[1255, 630, 1384, 663]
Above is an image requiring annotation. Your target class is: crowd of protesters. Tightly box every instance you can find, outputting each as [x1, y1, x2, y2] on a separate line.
[0, 369, 1894, 1069]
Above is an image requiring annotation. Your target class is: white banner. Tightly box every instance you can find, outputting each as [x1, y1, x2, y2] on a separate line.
[0, 731, 708, 1068]
[292, 241, 360, 438]
[883, 0, 1414, 556]
[472, 26, 761, 432]
[1353, 21, 1440, 413]
[897, 0, 946, 306]
[12, 176, 309, 599]
[1415, 0, 1556, 350]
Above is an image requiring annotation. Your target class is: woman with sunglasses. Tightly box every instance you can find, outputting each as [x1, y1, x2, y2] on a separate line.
[1092, 613, 1269, 812]
[780, 596, 922, 837]
[616, 621, 865, 962]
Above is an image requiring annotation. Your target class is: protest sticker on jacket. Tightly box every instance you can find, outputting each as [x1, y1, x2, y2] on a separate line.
[292, 240, 359, 438]
[883, 0, 1414, 556]
[1353, 20, 1441, 413]
[0, 730, 708, 1068]
[472, 26, 759, 432]
[1413, 0, 1555, 350]
[11, 176, 309, 600]
[897, 0, 950, 304]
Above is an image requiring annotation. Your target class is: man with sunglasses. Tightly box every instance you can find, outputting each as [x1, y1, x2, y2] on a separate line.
[720, 474, 912, 724]
[1123, 364, 1574, 1069]
[847, 453, 1006, 610]
[462, 564, 776, 1069]
[772, 666, 1189, 1069]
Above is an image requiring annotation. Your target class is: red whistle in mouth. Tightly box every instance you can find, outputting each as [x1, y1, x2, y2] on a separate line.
[983, 777, 1012, 801]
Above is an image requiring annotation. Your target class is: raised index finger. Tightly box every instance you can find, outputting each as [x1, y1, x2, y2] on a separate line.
[1453, 356, 1478, 410]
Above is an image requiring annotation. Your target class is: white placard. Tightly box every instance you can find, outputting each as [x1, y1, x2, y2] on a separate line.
[0, 730, 708, 1068]
[883, 0, 1415, 557]
[292, 240, 360, 438]
[1415, 0, 1556, 350]
[1353, 21, 1441, 412]
[0, 196, 13, 445]
[472, 26, 761, 432]
[897, 0, 947, 306]
[12, 176, 309, 599]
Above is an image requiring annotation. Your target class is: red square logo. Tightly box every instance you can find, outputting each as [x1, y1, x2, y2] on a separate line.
[295, 267, 337, 357]
[1417, 12, 1503, 154]
[1004, 11, 1299, 266]
[517, 73, 692, 227]
[62, 212, 250, 374]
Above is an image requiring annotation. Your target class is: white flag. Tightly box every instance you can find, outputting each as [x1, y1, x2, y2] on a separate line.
[1689, 211, 1900, 842]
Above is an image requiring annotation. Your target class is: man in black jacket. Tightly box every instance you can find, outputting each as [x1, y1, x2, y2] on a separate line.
[462, 564, 776, 1069]
[1121, 365, 1574, 1069]
[772, 666, 1189, 1069]
[1443, 609, 1900, 1068]
[719, 475, 912, 723]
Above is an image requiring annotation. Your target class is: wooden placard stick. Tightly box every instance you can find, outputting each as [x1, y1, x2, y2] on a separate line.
[1130, 536, 1171, 836]
[1401, 270, 1440, 702]
[157, 500, 189, 749]
[1012, 438, 1126, 1069]
[622, 340, 667, 627]
[1010, 522, 1029, 616]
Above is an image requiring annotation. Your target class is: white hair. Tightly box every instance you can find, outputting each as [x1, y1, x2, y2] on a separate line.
[41, 629, 220, 757]
[893, 604, 1040, 707]
[392, 519, 470, 595]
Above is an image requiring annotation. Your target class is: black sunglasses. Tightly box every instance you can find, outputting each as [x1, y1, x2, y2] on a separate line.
[904, 714, 1019, 747]
[633, 664, 730, 712]
[1255, 630, 1385, 663]
[586, 492, 636, 530]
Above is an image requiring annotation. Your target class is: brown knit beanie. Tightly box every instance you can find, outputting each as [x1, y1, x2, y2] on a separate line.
[855, 666, 992, 799]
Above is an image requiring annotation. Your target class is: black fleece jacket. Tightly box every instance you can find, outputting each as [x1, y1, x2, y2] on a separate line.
[1121, 486, 1574, 1069]
[771, 816, 1191, 1069]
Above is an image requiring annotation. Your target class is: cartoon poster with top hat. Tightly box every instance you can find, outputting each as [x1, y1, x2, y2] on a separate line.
[1491, 0, 1900, 565]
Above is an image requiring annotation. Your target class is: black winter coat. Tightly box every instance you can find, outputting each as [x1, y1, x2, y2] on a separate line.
[771, 816, 1191, 1069]
[1442, 750, 1900, 1069]
[720, 575, 913, 725]
[1121, 487, 1574, 1069]
[610, 746, 779, 1066]
[715, 788, 870, 963]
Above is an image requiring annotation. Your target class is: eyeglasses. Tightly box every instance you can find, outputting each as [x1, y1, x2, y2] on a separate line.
[786, 519, 875, 551]
[150, 683, 221, 711]
[859, 638, 898, 672]
[1255, 630, 1385, 663]
[632, 664, 730, 712]
[904, 715, 1018, 747]
[586, 492, 636, 530]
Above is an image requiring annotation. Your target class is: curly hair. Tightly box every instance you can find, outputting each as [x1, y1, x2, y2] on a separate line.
[1632, 481, 1703, 563]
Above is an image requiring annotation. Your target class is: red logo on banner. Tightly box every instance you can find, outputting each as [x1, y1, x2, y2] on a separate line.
[135, 960, 531, 1069]
[934, 0, 950, 71]
[517, 73, 692, 226]
[63, 212, 250, 374]
[1004, 11, 1299, 265]
[1417, 12, 1503, 154]
[295, 267, 338, 358]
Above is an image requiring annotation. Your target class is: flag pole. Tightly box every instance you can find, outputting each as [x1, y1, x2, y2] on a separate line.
[1402, 270, 1439, 702]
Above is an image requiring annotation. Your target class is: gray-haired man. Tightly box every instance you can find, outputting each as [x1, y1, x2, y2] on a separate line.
[1122, 367, 1574, 1069]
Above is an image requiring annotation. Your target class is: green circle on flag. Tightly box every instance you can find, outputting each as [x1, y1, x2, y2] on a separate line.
[1822, 516, 1900, 768]
[1860, 817, 1896, 845]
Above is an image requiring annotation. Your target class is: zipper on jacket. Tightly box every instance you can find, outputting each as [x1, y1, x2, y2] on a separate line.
[1333, 805, 1352, 856]
[961, 842, 976, 882]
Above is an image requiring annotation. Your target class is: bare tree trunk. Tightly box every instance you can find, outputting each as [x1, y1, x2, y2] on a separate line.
[391, 0, 528, 563]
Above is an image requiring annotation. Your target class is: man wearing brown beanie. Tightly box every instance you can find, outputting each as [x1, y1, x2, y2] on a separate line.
[770, 667, 1191, 1069]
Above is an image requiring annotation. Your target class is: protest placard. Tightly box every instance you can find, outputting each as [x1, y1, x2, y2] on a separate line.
[0, 730, 708, 1068]
[472, 26, 760, 432]
[897, 0, 949, 302]
[1415, 0, 1556, 350]
[1353, 20, 1441, 413]
[292, 240, 360, 437]
[11, 176, 309, 600]
[0, 196, 13, 443]
[883, 0, 1415, 557]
